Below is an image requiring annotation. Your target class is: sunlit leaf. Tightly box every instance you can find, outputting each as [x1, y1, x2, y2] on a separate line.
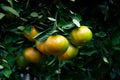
[7, 0, 13, 7]
[0, 65, 4, 69]
[17, 26, 25, 31]
[35, 28, 57, 41]
[0, 13, 5, 20]
[48, 17, 56, 21]
[95, 32, 106, 37]
[20, 17, 28, 21]
[2, 69, 12, 78]
[2, 59, 8, 63]
[38, 15, 43, 19]
[30, 12, 39, 17]
[47, 58, 56, 66]
[103, 57, 109, 63]
[72, 14, 82, 22]
[80, 50, 97, 56]
[72, 18, 80, 27]
[58, 19, 75, 30]
[0, 44, 5, 49]
[55, 69, 61, 74]
[62, 22, 75, 29]
[70, 0, 75, 2]
[1, 5, 19, 17]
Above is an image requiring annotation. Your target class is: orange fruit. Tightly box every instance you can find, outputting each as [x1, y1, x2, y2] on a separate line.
[58, 44, 79, 60]
[70, 26, 93, 46]
[45, 35, 69, 56]
[23, 26, 38, 42]
[36, 41, 49, 55]
[23, 47, 43, 63]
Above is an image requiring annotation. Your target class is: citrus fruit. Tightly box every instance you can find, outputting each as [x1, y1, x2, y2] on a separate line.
[23, 47, 43, 63]
[70, 26, 93, 46]
[23, 26, 38, 42]
[58, 44, 79, 60]
[16, 54, 28, 69]
[45, 35, 69, 56]
[36, 41, 49, 55]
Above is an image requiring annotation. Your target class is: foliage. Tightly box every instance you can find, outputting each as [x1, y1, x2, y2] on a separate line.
[0, 0, 120, 80]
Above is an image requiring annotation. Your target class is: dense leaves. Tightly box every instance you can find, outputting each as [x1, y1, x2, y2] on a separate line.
[0, 0, 120, 80]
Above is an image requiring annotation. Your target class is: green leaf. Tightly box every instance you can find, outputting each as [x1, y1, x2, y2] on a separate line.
[4, 35, 13, 44]
[48, 17, 56, 21]
[71, 14, 82, 27]
[2, 59, 8, 63]
[111, 32, 120, 46]
[70, 0, 75, 2]
[17, 26, 25, 31]
[7, 0, 13, 7]
[103, 57, 109, 63]
[95, 32, 106, 38]
[1, 5, 19, 17]
[72, 14, 82, 22]
[72, 18, 80, 27]
[0, 13, 5, 20]
[0, 65, 4, 70]
[47, 58, 56, 66]
[35, 28, 57, 41]
[38, 15, 43, 19]
[58, 19, 75, 30]
[62, 22, 75, 29]
[2, 68, 12, 78]
[0, 44, 5, 49]
[2, 60, 11, 70]
[20, 17, 28, 22]
[112, 46, 120, 51]
[6, 55, 16, 67]
[24, 25, 32, 34]
[10, 28, 23, 35]
[30, 12, 39, 17]
[80, 50, 97, 56]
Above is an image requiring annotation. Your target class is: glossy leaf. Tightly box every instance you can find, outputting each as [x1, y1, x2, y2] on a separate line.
[1, 5, 19, 17]
[7, 0, 13, 7]
[0, 13, 5, 20]
[30, 12, 39, 17]
[2, 68, 12, 78]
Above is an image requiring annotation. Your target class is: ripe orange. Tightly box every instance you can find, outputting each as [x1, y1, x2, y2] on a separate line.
[16, 54, 28, 69]
[45, 35, 69, 56]
[58, 44, 79, 60]
[70, 26, 93, 46]
[35, 41, 49, 55]
[23, 26, 38, 42]
[23, 47, 43, 63]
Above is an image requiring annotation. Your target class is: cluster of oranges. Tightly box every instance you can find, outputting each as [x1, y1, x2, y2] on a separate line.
[16, 25, 93, 69]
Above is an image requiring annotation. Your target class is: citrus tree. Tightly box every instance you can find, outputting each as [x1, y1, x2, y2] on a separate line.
[0, 0, 120, 80]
